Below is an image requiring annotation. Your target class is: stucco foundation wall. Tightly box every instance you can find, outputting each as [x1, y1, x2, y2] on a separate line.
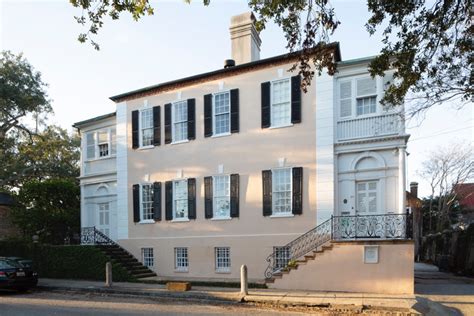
[268, 241, 414, 294]
[118, 234, 300, 282]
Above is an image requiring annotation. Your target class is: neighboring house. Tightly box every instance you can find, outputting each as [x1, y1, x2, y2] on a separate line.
[454, 183, 474, 224]
[75, 13, 414, 294]
[0, 192, 19, 240]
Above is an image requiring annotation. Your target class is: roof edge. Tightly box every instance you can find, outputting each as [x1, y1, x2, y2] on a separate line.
[73, 112, 117, 128]
[110, 42, 341, 102]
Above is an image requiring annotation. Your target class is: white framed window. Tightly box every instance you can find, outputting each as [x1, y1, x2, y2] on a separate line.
[274, 246, 290, 269]
[356, 181, 378, 214]
[272, 168, 292, 215]
[175, 247, 188, 271]
[215, 247, 230, 272]
[338, 76, 378, 119]
[271, 78, 291, 127]
[85, 128, 115, 160]
[97, 202, 110, 237]
[140, 184, 154, 220]
[140, 108, 153, 147]
[213, 175, 230, 219]
[213, 91, 230, 135]
[172, 100, 188, 142]
[142, 248, 154, 267]
[173, 180, 188, 220]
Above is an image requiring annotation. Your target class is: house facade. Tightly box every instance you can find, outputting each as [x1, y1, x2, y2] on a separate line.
[75, 12, 414, 294]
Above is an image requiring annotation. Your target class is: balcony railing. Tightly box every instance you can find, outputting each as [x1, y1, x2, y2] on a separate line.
[264, 212, 412, 279]
[337, 113, 402, 141]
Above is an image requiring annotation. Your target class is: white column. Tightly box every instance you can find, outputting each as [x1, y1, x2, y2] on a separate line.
[116, 102, 129, 240]
[315, 71, 335, 225]
[398, 146, 407, 214]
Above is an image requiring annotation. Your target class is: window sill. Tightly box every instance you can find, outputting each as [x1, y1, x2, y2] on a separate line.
[270, 213, 294, 218]
[85, 155, 116, 162]
[170, 139, 189, 145]
[215, 269, 231, 274]
[211, 132, 231, 138]
[174, 269, 188, 273]
[211, 217, 232, 221]
[269, 123, 293, 130]
[138, 220, 155, 224]
[137, 145, 154, 151]
[171, 218, 190, 223]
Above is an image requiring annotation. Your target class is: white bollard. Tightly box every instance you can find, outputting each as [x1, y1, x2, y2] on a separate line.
[105, 261, 113, 287]
[240, 264, 248, 296]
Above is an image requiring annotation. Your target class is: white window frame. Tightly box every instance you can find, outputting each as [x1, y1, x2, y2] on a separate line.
[274, 246, 290, 270]
[356, 180, 379, 215]
[97, 202, 110, 237]
[172, 179, 189, 221]
[139, 108, 154, 148]
[215, 247, 231, 272]
[142, 248, 154, 268]
[270, 77, 292, 128]
[174, 247, 188, 272]
[271, 167, 293, 217]
[212, 175, 231, 220]
[140, 183, 154, 222]
[171, 100, 188, 144]
[84, 127, 115, 161]
[212, 91, 231, 137]
[337, 75, 381, 120]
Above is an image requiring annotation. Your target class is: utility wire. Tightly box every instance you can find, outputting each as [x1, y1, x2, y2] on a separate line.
[409, 126, 473, 142]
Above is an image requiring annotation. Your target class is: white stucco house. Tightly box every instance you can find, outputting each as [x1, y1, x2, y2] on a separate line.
[74, 12, 414, 294]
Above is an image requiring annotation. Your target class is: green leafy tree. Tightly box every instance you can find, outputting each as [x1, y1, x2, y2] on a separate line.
[70, 0, 472, 117]
[11, 179, 80, 244]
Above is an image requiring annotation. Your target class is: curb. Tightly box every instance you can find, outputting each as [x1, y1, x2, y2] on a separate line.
[36, 284, 420, 315]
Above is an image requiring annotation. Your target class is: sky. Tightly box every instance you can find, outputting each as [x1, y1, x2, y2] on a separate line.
[1, 0, 472, 198]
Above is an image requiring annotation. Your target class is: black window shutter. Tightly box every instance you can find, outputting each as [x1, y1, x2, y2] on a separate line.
[230, 174, 240, 218]
[261, 82, 271, 128]
[164, 103, 172, 144]
[204, 94, 213, 137]
[204, 176, 213, 219]
[262, 170, 272, 216]
[291, 75, 302, 124]
[187, 178, 196, 219]
[153, 182, 162, 221]
[187, 99, 196, 140]
[132, 110, 139, 149]
[132, 184, 140, 222]
[165, 181, 173, 220]
[292, 167, 303, 215]
[153, 106, 161, 146]
[230, 89, 239, 133]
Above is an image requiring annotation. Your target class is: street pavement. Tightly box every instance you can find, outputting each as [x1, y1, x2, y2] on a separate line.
[414, 262, 474, 316]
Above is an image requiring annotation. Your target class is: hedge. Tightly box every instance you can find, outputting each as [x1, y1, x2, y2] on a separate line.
[0, 240, 135, 282]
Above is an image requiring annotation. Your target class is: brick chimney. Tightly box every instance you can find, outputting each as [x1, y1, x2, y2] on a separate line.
[229, 12, 261, 65]
[410, 182, 418, 198]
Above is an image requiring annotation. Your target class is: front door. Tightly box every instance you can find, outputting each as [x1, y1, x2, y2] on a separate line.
[97, 202, 110, 237]
[355, 181, 379, 238]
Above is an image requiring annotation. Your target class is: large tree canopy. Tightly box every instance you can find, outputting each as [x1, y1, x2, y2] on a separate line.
[70, 0, 472, 117]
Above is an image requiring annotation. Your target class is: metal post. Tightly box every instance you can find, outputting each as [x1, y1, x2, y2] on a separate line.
[240, 265, 248, 296]
[105, 262, 112, 287]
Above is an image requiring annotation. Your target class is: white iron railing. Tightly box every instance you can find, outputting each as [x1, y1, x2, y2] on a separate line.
[337, 113, 402, 141]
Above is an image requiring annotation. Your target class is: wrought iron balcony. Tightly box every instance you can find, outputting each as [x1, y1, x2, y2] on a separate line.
[264, 212, 412, 279]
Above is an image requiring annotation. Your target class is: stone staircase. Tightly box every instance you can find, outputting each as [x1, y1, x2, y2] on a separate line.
[265, 243, 334, 284]
[97, 244, 157, 279]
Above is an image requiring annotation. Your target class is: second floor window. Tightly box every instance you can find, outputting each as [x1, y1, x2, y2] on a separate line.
[140, 108, 153, 147]
[356, 78, 377, 116]
[271, 78, 291, 127]
[213, 175, 230, 218]
[339, 76, 379, 119]
[172, 101, 188, 142]
[173, 180, 188, 220]
[85, 128, 115, 160]
[272, 168, 292, 215]
[213, 91, 230, 135]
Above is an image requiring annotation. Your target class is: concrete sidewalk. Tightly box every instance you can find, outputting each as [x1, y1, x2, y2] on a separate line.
[36, 278, 419, 314]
